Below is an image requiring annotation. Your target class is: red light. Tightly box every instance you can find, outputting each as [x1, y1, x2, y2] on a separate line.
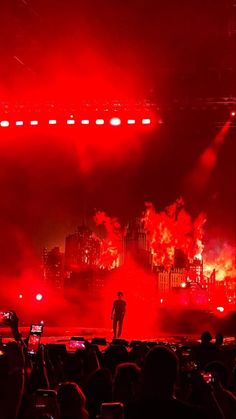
[216, 306, 224, 313]
[110, 117, 121, 126]
[19, 294, 23, 299]
[36, 293, 43, 301]
[142, 118, 151, 125]
[230, 111, 235, 117]
[0, 120, 10, 127]
[95, 119, 105, 125]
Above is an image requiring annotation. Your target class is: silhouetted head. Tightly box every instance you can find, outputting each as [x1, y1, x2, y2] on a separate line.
[57, 382, 88, 419]
[215, 333, 224, 346]
[141, 345, 178, 400]
[117, 291, 123, 299]
[113, 362, 141, 403]
[200, 331, 212, 343]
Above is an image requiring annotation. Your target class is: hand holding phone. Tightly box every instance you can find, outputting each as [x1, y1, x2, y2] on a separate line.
[28, 324, 44, 355]
[34, 389, 58, 418]
[100, 402, 124, 419]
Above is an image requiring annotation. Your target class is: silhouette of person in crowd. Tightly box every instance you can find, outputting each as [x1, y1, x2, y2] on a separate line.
[111, 291, 126, 338]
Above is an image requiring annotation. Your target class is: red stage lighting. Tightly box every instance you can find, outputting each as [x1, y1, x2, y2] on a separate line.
[19, 294, 23, 299]
[230, 111, 235, 117]
[81, 119, 90, 125]
[30, 120, 39, 126]
[95, 119, 105, 125]
[0, 120, 10, 127]
[16, 121, 24, 126]
[142, 118, 151, 125]
[180, 282, 187, 288]
[110, 117, 121, 126]
[67, 119, 75, 125]
[36, 293, 43, 301]
[48, 119, 57, 125]
[127, 119, 136, 125]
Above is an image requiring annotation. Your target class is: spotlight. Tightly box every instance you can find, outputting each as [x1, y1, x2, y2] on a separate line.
[127, 119, 136, 125]
[110, 117, 121, 126]
[30, 120, 39, 126]
[48, 119, 57, 125]
[180, 282, 187, 288]
[16, 121, 24, 126]
[216, 306, 224, 313]
[0, 120, 10, 127]
[95, 119, 105, 125]
[36, 293, 43, 301]
[81, 119, 90, 125]
[67, 119, 75, 125]
[19, 294, 23, 299]
[142, 118, 151, 125]
[230, 111, 235, 117]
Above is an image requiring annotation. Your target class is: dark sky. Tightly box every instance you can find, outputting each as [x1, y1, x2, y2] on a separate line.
[0, 0, 235, 275]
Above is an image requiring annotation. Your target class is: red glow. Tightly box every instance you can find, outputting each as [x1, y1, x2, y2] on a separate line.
[0, 120, 10, 127]
[110, 117, 121, 126]
[36, 293, 43, 301]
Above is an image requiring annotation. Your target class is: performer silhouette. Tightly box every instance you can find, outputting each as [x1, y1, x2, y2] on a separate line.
[111, 291, 126, 338]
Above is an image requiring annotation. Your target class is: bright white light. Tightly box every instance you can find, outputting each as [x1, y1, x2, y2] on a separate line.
[16, 121, 24, 126]
[67, 119, 75, 125]
[95, 119, 105, 125]
[127, 119, 136, 125]
[0, 120, 10, 127]
[48, 119, 57, 125]
[216, 306, 224, 313]
[110, 117, 121, 126]
[30, 120, 38, 126]
[19, 294, 23, 299]
[180, 282, 187, 288]
[160, 298, 164, 304]
[81, 119, 90, 125]
[36, 293, 43, 301]
[142, 118, 151, 125]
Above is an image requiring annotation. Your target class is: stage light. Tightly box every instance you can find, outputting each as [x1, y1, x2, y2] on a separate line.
[67, 119, 75, 125]
[0, 120, 10, 127]
[48, 119, 57, 125]
[142, 118, 151, 125]
[160, 298, 164, 304]
[230, 111, 235, 117]
[81, 119, 90, 125]
[95, 119, 105, 125]
[110, 117, 121, 126]
[36, 293, 43, 301]
[16, 121, 24, 126]
[216, 306, 224, 313]
[30, 120, 38, 126]
[19, 294, 23, 299]
[180, 282, 187, 288]
[127, 119, 136, 125]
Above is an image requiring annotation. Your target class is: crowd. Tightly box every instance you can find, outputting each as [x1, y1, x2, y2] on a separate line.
[0, 311, 236, 419]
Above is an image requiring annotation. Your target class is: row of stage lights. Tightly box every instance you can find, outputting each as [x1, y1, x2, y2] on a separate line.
[0, 116, 154, 128]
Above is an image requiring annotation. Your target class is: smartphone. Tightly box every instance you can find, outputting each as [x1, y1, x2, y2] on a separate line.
[69, 336, 86, 350]
[0, 311, 12, 323]
[34, 389, 58, 418]
[28, 324, 44, 355]
[100, 402, 124, 419]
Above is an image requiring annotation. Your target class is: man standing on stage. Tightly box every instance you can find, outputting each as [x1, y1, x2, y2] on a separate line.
[111, 291, 126, 338]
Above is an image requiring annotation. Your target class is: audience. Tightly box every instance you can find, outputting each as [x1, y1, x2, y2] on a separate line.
[0, 312, 236, 419]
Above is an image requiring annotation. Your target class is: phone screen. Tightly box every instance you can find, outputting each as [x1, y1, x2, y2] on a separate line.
[201, 372, 213, 384]
[28, 334, 41, 354]
[69, 339, 86, 350]
[30, 324, 43, 334]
